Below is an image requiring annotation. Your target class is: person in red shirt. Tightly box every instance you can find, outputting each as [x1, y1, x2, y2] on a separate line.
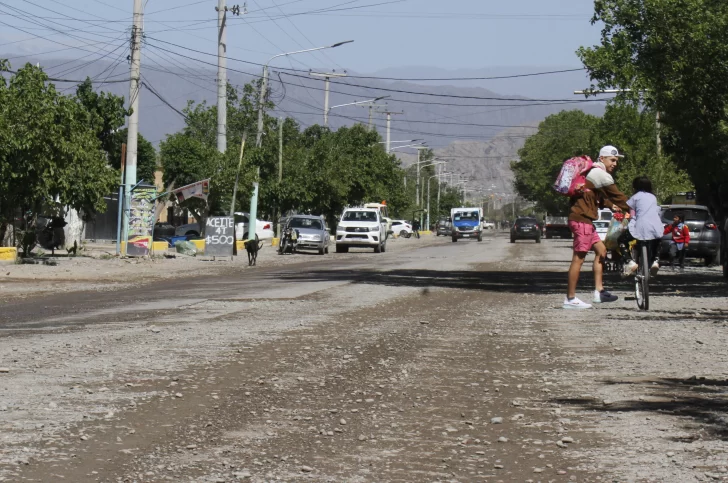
[663, 213, 690, 270]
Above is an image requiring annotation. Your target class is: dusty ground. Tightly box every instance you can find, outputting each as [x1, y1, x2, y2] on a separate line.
[1, 233, 727, 482]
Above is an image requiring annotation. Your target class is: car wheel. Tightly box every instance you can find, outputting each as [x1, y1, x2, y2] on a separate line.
[477, 233, 483, 242]
[535, 236, 541, 244]
[382, 241, 387, 253]
[374, 243, 382, 253]
[510, 237, 515, 243]
[335, 245, 348, 253]
[704, 254, 714, 266]
[318, 247, 325, 255]
[325, 245, 329, 254]
[400, 229, 408, 237]
[451, 236, 457, 243]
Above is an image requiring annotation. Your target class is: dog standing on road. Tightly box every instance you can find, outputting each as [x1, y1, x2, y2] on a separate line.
[244, 238, 264, 266]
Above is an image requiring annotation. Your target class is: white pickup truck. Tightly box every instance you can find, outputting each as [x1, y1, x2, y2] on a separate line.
[335, 208, 387, 253]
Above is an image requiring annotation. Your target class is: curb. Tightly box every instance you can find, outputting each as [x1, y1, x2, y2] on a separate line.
[0, 247, 17, 264]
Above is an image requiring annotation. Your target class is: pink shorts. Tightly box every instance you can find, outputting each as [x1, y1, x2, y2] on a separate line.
[569, 220, 601, 253]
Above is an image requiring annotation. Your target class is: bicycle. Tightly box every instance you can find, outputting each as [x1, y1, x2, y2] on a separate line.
[630, 239, 659, 311]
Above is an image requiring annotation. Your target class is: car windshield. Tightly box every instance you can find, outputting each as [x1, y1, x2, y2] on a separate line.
[289, 217, 322, 230]
[600, 211, 613, 221]
[233, 214, 249, 223]
[343, 211, 377, 222]
[453, 212, 479, 221]
[662, 208, 710, 222]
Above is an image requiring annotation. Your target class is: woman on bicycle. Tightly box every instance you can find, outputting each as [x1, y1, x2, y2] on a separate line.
[620, 176, 664, 277]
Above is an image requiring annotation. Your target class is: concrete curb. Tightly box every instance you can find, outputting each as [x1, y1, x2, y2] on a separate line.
[0, 247, 17, 264]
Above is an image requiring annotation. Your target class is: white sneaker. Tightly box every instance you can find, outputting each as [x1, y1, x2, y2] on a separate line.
[650, 260, 660, 276]
[622, 260, 638, 278]
[563, 297, 592, 309]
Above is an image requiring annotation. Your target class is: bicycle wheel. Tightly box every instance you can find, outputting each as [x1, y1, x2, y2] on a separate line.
[635, 244, 650, 310]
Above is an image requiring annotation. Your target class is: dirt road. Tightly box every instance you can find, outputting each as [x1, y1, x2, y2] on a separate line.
[2, 234, 728, 482]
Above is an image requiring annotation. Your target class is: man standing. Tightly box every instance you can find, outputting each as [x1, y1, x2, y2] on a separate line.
[564, 146, 631, 309]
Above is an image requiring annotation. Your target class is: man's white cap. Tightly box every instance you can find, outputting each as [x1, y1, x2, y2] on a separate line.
[599, 145, 624, 158]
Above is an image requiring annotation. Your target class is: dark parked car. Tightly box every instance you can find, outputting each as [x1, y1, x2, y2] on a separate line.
[436, 218, 452, 236]
[659, 205, 721, 266]
[511, 217, 541, 243]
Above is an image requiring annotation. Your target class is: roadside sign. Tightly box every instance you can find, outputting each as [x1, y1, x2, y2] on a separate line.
[205, 216, 235, 257]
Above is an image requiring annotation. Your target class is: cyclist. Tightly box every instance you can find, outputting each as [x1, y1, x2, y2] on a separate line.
[619, 176, 664, 277]
[564, 146, 631, 309]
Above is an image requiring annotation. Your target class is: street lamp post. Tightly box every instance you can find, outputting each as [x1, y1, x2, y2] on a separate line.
[327, 96, 389, 126]
[256, 40, 353, 147]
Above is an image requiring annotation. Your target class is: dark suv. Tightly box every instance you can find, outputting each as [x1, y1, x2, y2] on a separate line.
[511, 217, 541, 243]
[659, 205, 721, 266]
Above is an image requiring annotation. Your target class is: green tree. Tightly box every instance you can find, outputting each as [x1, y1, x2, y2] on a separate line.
[512, 105, 693, 212]
[512, 110, 600, 214]
[577, 0, 728, 219]
[0, 63, 116, 245]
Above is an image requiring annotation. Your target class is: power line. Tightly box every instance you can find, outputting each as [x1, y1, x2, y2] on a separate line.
[2, 69, 129, 84]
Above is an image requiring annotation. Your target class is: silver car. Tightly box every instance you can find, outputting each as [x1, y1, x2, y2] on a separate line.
[287, 215, 329, 255]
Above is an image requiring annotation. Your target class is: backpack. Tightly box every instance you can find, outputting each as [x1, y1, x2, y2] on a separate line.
[552, 155, 594, 197]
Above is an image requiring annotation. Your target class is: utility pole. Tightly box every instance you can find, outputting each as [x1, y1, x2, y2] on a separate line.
[277, 117, 283, 237]
[372, 105, 403, 153]
[413, 146, 428, 207]
[256, 65, 268, 148]
[216, 0, 227, 154]
[310, 71, 347, 128]
[122, 0, 143, 256]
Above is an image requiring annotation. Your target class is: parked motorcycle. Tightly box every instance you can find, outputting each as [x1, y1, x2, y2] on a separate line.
[278, 224, 299, 255]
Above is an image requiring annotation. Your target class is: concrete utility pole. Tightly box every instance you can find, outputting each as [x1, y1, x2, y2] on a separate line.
[122, 0, 144, 255]
[414, 146, 428, 206]
[216, 0, 227, 153]
[309, 71, 347, 127]
[277, 117, 283, 237]
[369, 104, 405, 154]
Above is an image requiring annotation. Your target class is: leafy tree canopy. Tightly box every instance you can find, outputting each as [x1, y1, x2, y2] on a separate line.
[577, 0, 728, 218]
[0, 63, 116, 227]
[512, 105, 692, 214]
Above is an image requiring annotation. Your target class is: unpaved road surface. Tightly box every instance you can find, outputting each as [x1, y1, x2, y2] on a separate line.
[2, 234, 728, 482]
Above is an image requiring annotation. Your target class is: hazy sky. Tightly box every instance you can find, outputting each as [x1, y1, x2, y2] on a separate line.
[0, 0, 601, 74]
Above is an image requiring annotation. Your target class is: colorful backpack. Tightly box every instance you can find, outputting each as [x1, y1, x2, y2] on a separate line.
[552, 156, 594, 197]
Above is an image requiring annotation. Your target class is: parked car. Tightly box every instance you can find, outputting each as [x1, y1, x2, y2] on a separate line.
[335, 208, 386, 253]
[286, 215, 329, 255]
[593, 209, 613, 241]
[482, 220, 496, 230]
[233, 212, 274, 240]
[174, 213, 274, 240]
[659, 205, 720, 265]
[544, 215, 571, 239]
[390, 220, 413, 237]
[436, 218, 452, 236]
[511, 217, 541, 243]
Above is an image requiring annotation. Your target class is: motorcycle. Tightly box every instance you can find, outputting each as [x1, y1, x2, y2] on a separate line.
[278, 225, 299, 255]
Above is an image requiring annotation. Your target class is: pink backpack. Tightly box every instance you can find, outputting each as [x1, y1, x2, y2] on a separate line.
[553, 156, 594, 197]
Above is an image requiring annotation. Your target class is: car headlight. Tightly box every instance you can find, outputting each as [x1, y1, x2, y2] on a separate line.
[370, 226, 379, 232]
[311, 235, 322, 241]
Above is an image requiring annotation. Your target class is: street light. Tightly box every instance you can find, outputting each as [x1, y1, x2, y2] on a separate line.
[256, 40, 354, 147]
[327, 96, 389, 127]
[427, 171, 450, 229]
